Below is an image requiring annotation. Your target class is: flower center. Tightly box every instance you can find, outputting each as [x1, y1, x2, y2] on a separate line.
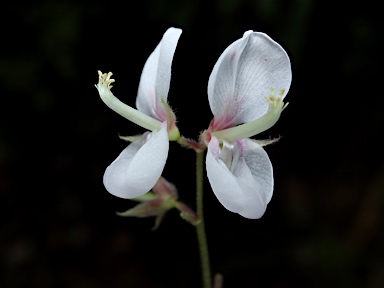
[220, 141, 241, 173]
[211, 88, 288, 143]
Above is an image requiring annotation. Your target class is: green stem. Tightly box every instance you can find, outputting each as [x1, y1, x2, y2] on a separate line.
[195, 151, 212, 288]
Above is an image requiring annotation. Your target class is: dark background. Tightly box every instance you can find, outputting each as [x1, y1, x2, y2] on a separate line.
[1, 0, 383, 287]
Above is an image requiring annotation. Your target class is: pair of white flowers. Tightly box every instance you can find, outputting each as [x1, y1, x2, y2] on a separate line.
[96, 27, 291, 219]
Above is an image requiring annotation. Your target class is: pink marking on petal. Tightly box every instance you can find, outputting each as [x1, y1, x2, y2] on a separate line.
[205, 130, 212, 143]
[209, 113, 235, 132]
[230, 51, 237, 63]
[235, 139, 246, 157]
[154, 108, 167, 122]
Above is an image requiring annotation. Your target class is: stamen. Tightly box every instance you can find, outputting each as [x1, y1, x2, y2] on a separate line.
[264, 88, 284, 109]
[98, 70, 115, 88]
[95, 70, 162, 132]
[264, 95, 282, 109]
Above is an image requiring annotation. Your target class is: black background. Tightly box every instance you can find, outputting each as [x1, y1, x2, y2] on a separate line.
[1, 0, 383, 287]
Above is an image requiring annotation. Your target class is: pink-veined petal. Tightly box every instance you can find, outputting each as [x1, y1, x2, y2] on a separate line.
[208, 31, 291, 129]
[136, 27, 182, 121]
[206, 137, 273, 219]
[103, 123, 169, 199]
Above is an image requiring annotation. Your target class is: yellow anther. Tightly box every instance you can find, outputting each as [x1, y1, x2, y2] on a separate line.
[97, 70, 115, 88]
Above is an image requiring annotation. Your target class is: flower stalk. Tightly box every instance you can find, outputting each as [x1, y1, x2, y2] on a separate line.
[195, 151, 212, 288]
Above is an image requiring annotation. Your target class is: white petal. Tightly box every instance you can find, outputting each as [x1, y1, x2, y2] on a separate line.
[242, 139, 274, 204]
[206, 137, 273, 219]
[206, 137, 244, 213]
[208, 31, 291, 128]
[103, 123, 169, 199]
[237, 139, 274, 218]
[136, 27, 182, 121]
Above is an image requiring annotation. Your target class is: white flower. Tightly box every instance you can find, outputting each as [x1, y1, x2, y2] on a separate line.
[96, 27, 182, 199]
[205, 31, 292, 219]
